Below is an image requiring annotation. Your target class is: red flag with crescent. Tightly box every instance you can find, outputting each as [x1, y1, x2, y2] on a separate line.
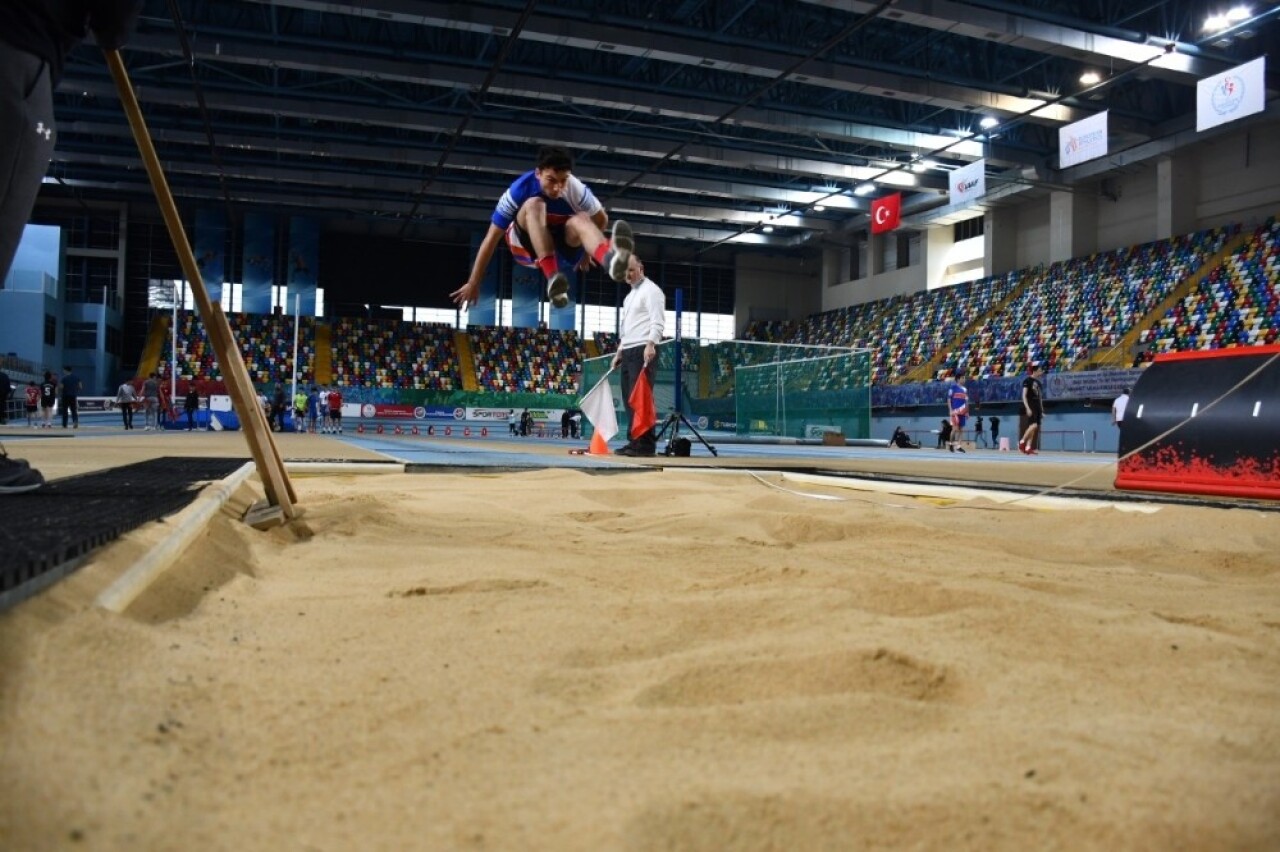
[870, 192, 902, 234]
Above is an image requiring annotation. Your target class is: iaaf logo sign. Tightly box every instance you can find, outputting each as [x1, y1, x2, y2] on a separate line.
[948, 159, 985, 206]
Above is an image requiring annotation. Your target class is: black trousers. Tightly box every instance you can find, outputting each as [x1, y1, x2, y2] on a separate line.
[618, 345, 656, 453]
[120, 403, 134, 429]
[61, 397, 78, 427]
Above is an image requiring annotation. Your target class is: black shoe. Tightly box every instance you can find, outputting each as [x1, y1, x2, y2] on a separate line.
[0, 443, 45, 494]
[616, 445, 655, 458]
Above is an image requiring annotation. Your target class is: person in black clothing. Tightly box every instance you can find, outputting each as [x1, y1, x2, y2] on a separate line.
[271, 383, 287, 432]
[0, 368, 11, 424]
[184, 385, 200, 431]
[0, 1, 142, 282]
[936, 419, 951, 449]
[890, 426, 920, 449]
[1019, 364, 1046, 454]
[39, 370, 57, 428]
[59, 365, 81, 428]
[989, 415, 1001, 449]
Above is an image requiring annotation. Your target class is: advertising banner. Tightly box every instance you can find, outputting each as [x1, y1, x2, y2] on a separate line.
[194, 209, 226, 304]
[1196, 56, 1266, 132]
[467, 231, 499, 327]
[1058, 111, 1108, 168]
[287, 216, 319, 316]
[948, 159, 986, 207]
[242, 212, 275, 314]
[358, 403, 426, 419]
[511, 263, 542, 328]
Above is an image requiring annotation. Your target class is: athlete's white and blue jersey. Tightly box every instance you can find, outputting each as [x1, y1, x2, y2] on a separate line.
[493, 171, 603, 267]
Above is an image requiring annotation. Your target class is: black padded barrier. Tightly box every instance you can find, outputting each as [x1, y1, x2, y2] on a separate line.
[0, 457, 247, 605]
[1116, 345, 1279, 500]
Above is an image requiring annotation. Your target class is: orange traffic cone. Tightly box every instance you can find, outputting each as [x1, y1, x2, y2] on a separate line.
[588, 431, 610, 455]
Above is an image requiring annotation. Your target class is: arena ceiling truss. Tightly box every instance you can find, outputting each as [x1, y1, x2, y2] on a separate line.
[47, 0, 1280, 259]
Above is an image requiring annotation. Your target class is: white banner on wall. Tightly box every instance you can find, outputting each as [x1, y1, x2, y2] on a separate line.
[1196, 56, 1266, 132]
[948, 159, 986, 207]
[1058, 110, 1108, 169]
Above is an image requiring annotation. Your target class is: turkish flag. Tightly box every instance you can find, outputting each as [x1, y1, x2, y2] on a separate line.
[870, 192, 902, 234]
[629, 369, 657, 439]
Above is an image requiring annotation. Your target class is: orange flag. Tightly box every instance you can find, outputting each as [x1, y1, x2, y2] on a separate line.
[629, 369, 657, 439]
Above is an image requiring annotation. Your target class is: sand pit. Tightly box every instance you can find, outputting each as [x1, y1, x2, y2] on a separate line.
[1, 466, 1278, 850]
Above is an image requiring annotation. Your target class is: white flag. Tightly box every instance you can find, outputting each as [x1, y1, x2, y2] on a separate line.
[1059, 110, 1108, 169]
[579, 374, 618, 443]
[949, 159, 986, 207]
[1197, 56, 1266, 132]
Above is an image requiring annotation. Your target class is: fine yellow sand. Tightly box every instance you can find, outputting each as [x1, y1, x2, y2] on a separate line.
[2, 466, 1278, 850]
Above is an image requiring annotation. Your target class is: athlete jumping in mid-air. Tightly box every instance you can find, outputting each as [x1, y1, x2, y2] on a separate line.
[451, 146, 634, 310]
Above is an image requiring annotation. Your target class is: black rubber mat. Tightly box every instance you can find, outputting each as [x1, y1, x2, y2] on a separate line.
[0, 457, 248, 602]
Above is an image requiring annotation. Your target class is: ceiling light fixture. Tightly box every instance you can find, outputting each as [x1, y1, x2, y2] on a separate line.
[1079, 71, 1101, 85]
[979, 116, 999, 130]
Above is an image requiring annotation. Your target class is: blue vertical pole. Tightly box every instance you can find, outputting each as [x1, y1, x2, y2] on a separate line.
[674, 288, 683, 416]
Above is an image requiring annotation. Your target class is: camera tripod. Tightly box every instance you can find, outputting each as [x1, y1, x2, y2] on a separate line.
[654, 410, 718, 457]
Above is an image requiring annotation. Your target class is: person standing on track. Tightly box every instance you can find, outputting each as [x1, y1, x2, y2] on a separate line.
[1019, 363, 1046, 455]
[946, 370, 969, 453]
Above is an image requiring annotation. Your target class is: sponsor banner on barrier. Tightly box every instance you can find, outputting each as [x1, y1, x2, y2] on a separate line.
[466, 407, 516, 422]
[359, 403, 427, 419]
[467, 407, 561, 422]
[1045, 368, 1144, 400]
[416, 406, 462, 420]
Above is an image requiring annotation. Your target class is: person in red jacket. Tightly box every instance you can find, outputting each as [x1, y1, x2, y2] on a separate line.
[326, 387, 343, 434]
[23, 380, 39, 427]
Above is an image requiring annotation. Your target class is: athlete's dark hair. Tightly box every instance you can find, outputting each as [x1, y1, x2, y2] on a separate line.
[536, 146, 574, 172]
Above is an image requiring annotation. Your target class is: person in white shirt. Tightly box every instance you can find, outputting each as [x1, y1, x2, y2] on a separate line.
[1112, 388, 1129, 428]
[318, 388, 330, 433]
[611, 255, 665, 456]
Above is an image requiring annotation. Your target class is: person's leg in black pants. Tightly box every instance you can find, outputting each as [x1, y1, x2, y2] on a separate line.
[120, 402, 132, 430]
[619, 345, 656, 455]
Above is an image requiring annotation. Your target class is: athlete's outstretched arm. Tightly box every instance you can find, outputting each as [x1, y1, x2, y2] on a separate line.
[452, 224, 505, 309]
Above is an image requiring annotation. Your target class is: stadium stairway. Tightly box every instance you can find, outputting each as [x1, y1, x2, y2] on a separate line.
[1079, 226, 1255, 370]
[454, 330, 479, 392]
[136, 313, 170, 378]
[313, 323, 333, 384]
[583, 338, 601, 359]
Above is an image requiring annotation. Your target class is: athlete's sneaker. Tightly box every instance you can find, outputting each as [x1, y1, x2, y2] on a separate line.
[0, 444, 44, 494]
[603, 220, 634, 282]
[546, 271, 570, 309]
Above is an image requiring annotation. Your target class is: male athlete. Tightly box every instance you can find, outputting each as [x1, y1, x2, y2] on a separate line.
[451, 146, 634, 310]
[946, 370, 969, 453]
